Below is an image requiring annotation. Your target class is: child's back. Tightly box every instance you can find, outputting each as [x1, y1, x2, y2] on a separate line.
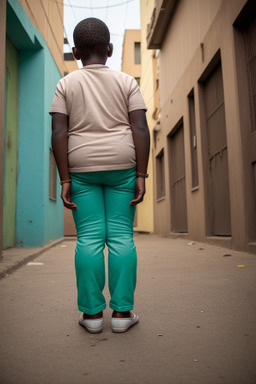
[50, 64, 146, 172]
[50, 17, 150, 333]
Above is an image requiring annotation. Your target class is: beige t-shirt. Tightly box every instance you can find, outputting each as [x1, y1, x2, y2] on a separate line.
[49, 64, 147, 173]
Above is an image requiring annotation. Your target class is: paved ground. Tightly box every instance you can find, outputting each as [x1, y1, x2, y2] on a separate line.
[0, 234, 255, 384]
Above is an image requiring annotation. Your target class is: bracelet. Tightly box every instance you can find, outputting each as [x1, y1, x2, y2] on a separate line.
[60, 179, 72, 185]
[136, 172, 149, 178]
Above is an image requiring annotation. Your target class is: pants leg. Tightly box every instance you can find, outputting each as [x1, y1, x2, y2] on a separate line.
[71, 173, 106, 315]
[104, 168, 137, 312]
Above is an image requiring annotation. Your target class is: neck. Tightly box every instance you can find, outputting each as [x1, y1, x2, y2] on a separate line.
[81, 55, 108, 67]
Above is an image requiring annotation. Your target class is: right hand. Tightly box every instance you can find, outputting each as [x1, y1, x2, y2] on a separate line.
[61, 183, 78, 210]
[130, 177, 146, 205]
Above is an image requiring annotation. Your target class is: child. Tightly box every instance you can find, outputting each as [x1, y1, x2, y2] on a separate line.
[50, 18, 149, 333]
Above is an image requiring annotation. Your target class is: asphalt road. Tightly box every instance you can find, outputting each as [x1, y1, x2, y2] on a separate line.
[0, 234, 255, 384]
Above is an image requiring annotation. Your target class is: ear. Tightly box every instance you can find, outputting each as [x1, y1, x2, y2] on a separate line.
[72, 47, 80, 60]
[107, 43, 113, 58]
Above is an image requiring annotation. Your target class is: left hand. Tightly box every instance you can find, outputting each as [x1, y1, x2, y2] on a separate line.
[61, 183, 77, 210]
[130, 177, 146, 205]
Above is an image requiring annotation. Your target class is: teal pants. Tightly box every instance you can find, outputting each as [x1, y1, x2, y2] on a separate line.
[70, 168, 137, 315]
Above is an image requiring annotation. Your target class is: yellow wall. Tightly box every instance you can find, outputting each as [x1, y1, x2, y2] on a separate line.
[121, 25, 154, 232]
[135, 0, 155, 233]
[18, 0, 67, 75]
[65, 59, 79, 75]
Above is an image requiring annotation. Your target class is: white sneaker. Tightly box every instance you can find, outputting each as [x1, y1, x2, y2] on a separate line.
[79, 314, 103, 333]
[111, 311, 139, 333]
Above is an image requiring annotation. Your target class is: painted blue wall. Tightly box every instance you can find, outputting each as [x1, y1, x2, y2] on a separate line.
[44, 47, 64, 244]
[6, 0, 63, 246]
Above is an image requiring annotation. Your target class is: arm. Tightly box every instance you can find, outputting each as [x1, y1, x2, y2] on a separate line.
[51, 113, 77, 210]
[129, 109, 150, 206]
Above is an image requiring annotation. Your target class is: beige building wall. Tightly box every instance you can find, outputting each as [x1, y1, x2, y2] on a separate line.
[145, 0, 256, 252]
[122, 27, 154, 232]
[122, 29, 141, 79]
[159, 0, 222, 103]
[18, 0, 67, 75]
[64, 59, 78, 74]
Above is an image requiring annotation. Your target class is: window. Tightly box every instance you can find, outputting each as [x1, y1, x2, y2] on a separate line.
[135, 77, 141, 86]
[156, 149, 165, 199]
[188, 89, 199, 188]
[49, 149, 57, 201]
[134, 42, 141, 65]
[64, 52, 75, 61]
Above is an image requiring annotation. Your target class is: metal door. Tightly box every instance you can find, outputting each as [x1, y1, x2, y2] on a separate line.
[169, 124, 188, 232]
[204, 64, 231, 235]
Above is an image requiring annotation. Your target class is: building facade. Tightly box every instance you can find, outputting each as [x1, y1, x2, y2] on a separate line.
[121, 28, 154, 232]
[143, 0, 256, 252]
[0, 0, 69, 252]
[122, 29, 142, 84]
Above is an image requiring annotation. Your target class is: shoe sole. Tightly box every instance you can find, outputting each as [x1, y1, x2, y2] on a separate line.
[81, 326, 103, 333]
[112, 317, 139, 333]
[79, 320, 103, 334]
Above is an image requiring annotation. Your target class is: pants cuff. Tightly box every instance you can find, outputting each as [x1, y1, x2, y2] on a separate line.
[109, 303, 134, 312]
[78, 303, 106, 315]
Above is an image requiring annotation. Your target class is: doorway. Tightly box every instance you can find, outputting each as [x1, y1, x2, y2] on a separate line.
[203, 64, 231, 236]
[168, 122, 188, 233]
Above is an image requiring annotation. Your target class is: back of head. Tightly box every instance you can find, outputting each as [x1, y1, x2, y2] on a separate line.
[73, 18, 110, 55]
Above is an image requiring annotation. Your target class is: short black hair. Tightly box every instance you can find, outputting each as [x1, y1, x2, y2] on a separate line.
[73, 18, 110, 51]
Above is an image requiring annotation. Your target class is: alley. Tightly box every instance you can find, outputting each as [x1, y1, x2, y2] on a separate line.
[0, 234, 255, 384]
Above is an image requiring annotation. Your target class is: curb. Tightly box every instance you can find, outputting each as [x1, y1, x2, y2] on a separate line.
[0, 237, 67, 280]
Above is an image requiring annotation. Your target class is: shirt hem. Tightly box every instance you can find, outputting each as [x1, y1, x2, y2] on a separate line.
[128, 104, 147, 112]
[69, 163, 136, 173]
[49, 108, 68, 115]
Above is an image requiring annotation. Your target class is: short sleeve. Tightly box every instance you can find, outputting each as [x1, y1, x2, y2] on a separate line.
[128, 78, 147, 113]
[49, 80, 68, 115]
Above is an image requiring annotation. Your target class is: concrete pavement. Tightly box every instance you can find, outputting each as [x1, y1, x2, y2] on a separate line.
[0, 238, 65, 279]
[0, 234, 255, 384]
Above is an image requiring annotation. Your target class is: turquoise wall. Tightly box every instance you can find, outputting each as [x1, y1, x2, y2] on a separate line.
[44, 47, 64, 243]
[6, 0, 63, 247]
[16, 48, 45, 246]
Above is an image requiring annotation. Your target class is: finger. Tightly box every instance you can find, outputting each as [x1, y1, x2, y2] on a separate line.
[64, 202, 78, 210]
[130, 194, 144, 206]
[62, 197, 77, 210]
